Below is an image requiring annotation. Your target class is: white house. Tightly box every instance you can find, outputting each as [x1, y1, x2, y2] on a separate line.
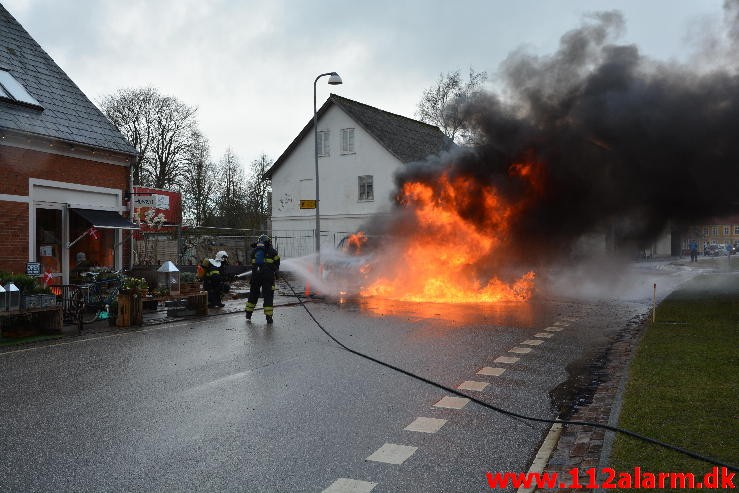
[265, 94, 450, 256]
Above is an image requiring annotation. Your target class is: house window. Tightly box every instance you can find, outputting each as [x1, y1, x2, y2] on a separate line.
[712, 226, 719, 236]
[724, 226, 730, 235]
[317, 130, 329, 157]
[703, 226, 709, 235]
[735, 226, 739, 235]
[358, 175, 373, 201]
[0, 69, 42, 108]
[341, 128, 355, 154]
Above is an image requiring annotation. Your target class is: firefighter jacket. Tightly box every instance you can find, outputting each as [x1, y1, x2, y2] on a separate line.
[250, 244, 280, 275]
[201, 258, 221, 277]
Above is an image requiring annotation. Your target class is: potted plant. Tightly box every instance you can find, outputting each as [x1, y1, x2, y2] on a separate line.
[120, 276, 149, 296]
[180, 271, 200, 294]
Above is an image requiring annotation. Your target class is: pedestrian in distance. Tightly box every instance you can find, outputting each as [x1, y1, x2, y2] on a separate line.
[689, 240, 698, 262]
[245, 235, 280, 323]
[201, 250, 229, 308]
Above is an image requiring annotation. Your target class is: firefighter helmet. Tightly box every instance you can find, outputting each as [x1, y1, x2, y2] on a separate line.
[257, 234, 271, 244]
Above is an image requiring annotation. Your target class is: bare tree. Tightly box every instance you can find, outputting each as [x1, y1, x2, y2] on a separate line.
[244, 153, 273, 229]
[149, 96, 198, 189]
[100, 87, 158, 185]
[181, 130, 216, 226]
[211, 148, 248, 228]
[99, 87, 198, 188]
[416, 67, 487, 143]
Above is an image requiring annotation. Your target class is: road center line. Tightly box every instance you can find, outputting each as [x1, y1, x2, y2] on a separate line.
[477, 367, 506, 376]
[458, 380, 489, 391]
[404, 417, 447, 433]
[433, 396, 470, 409]
[323, 478, 377, 493]
[521, 339, 544, 346]
[366, 443, 418, 465]
[509, 347, 532, 354]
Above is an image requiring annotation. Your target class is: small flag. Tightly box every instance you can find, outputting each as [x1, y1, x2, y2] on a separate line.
[42, 271, 53, 286]
[88, 227, 99, 240]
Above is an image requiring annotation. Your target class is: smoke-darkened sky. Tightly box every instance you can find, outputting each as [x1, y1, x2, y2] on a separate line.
[1, 0, 727, 168]
[386, 3, 739, 267]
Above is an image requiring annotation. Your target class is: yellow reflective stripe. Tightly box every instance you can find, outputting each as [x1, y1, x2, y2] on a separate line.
[245, 302, 256, 310]
[273, 255, 280, 260]
[264, 306, 273, 315]
[206, 270, 219, 275]
[265, 258, 274, 263]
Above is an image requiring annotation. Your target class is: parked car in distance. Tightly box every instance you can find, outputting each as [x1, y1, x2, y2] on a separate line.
[705, 244, 722, 256]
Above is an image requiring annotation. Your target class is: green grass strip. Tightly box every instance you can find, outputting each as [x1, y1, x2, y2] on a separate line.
[610, 274, 739, 489]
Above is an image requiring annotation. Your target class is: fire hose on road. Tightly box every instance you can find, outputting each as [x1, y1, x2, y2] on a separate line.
[278, 273, 738, 472]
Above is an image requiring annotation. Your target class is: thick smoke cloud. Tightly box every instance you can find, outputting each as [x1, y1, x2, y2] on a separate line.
[373, 7, 739, 270]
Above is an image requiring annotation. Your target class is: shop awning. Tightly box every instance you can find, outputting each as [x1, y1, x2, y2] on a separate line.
[71, 208, 139, 229]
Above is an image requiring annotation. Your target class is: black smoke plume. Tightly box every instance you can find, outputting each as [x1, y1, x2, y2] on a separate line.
[369, 7, 739, 273]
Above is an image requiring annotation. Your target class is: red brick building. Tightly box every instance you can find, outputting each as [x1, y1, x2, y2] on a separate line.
[0, 5, 137, 283]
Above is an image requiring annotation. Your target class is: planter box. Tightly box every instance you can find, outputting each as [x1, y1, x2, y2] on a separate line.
[21, 294, 39, 309]
[116, 294, 143, 327]
[39, 294, 57, 307]
[179, 283, 202, 295]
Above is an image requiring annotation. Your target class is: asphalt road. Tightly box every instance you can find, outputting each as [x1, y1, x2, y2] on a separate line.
[0, 260, 704, 492]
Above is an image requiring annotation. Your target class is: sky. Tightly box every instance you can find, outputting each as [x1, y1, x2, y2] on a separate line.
[1, 0, 728, 170]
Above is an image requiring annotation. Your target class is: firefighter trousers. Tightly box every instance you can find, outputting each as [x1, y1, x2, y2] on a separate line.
[245, 271, 275, 316]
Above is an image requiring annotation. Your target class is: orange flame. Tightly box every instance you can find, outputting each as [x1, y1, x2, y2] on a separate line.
[360, 170, 536, 303]
[345, 231, 368, 254]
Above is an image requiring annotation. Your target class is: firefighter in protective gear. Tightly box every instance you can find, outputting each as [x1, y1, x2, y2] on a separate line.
[202, 250, 228, 308]
[245, 235, 280, 323]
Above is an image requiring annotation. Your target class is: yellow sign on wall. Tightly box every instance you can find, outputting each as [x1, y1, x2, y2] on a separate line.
[300, 200, 317, 209]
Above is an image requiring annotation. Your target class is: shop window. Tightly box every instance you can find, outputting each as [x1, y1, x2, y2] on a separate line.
[69, 211, 114, 281]
[35, 208, 62, 283]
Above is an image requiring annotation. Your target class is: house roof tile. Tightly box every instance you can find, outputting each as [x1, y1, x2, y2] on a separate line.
[265, 94, 451, 179]
[0, 5, 136, 156]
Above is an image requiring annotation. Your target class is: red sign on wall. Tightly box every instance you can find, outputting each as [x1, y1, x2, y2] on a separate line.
[132, 187, 182, 231]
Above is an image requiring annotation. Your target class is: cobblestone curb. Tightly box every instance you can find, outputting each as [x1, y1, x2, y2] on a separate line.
[542, 321, 645, 492]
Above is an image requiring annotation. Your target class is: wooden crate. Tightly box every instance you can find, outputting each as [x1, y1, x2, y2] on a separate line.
[116, 294, 144, 327]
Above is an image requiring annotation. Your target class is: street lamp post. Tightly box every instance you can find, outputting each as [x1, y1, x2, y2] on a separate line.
[314, 71, 342, 268]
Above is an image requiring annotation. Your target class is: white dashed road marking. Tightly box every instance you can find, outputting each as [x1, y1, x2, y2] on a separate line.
[367, 443, 418, 465]
[521, 339, 544, 346]
[509, 347, 532, 354]
[534, 332, 554, 338]
[545, 326, 564, 332]
[404, 417, 447, 434]
[323, 478, 377, 493]
[494, 356, 520, 364]
[554, 321, 570, 326]
[477, 367, 506, 376]
[458, 380, 489, 392]
[433, 396, 470, 409]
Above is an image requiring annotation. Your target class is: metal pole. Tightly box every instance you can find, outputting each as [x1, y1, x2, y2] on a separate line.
[314, 75, 321, 267]
[313, 72, 342, 270]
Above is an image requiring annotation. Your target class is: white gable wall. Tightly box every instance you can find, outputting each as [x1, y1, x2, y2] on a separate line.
[271, 105, 402, 249]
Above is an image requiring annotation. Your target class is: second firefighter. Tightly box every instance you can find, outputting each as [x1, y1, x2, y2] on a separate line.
[245, 235, 280, 323]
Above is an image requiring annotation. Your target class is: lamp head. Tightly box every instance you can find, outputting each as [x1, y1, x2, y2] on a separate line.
[328, 72, 343, 85]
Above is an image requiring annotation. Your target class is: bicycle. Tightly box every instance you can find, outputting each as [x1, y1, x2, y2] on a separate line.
[78, 271, 124, 324]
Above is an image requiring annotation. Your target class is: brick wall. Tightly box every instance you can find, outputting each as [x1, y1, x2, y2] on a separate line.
[0, 201, 30, 274]
[0, 145, 127, 195]
[0, 144, 130, 273]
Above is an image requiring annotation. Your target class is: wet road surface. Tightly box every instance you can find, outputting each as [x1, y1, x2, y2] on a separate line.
[0, 261, 702, 492]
